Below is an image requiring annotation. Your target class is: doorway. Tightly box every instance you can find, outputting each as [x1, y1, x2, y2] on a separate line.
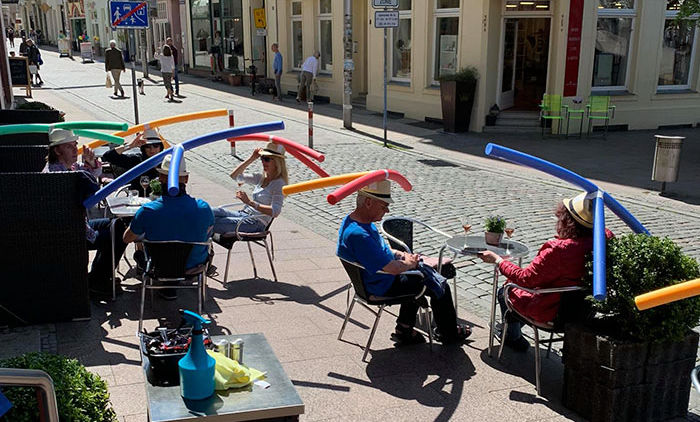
[499, 17, 550, 110]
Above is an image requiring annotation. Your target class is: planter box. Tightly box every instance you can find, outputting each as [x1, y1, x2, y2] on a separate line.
[227, 74, 242, 86]
[0, 109, 62, 124]
[563, 323, 698, 422]
[439, 79, 476, 133]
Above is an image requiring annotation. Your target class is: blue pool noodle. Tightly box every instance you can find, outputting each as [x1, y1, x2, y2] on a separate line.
[592, 195, 607, 300]
[83, 121, 285, 209]
[167, 144, 185, 196]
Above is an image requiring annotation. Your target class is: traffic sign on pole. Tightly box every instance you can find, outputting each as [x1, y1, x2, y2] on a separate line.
[374, 11, 399, 28]
[110, 1, 149, 29]
[372, 0, 398, 8]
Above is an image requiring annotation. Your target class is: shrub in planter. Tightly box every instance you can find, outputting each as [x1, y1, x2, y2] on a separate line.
[563, 234, 700, 422]
[438, 66, 478, 132]
[0, 101, 64, 125]
[0, 352, 117, 421]
[484, 215, 506, 246]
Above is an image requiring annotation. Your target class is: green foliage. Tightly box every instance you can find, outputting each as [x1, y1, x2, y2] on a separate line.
[484, 215, 507, 233]
[0, 352, 117, 422]
[676, 0, 700, 23]
[149, 179, 162, 195]
[438, 66, 479, 83]
[583, 234, 700, 343]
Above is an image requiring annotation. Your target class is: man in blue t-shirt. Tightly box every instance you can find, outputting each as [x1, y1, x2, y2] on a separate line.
[337, 180, 470, 345]
[123, 153, 214, 299]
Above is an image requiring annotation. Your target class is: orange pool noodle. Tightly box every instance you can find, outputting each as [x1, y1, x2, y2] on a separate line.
[635, 278, 700, 310]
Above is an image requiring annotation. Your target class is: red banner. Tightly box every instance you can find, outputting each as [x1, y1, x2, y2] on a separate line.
[563, 0, 584, 97]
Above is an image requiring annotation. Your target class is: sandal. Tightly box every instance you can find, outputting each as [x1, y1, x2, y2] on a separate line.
[435, 324, 472, 344]
[390, 325, 425, 346]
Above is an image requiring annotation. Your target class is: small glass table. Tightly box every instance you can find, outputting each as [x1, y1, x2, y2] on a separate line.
[438, 235, 529, 356]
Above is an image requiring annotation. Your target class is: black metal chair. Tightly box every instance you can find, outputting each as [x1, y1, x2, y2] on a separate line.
[138, 240, 211, 333]
[380, 216, 459, 314]
[337, 257, 433, 362]
[498, 283, 588, 395]
[212, 213, 276, 285]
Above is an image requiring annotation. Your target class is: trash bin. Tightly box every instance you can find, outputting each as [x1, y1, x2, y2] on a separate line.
[652, 135, 684, 183]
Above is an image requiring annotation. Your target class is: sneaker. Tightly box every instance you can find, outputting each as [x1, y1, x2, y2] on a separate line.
[206, 264, 218, 277]
[390, 325, 425, 346]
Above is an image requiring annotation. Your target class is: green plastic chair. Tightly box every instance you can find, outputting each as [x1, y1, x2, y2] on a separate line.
[539, 94, 568, 137]
[586, 96, 616, 137]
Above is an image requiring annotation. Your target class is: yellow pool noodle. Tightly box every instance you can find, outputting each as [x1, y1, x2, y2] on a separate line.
[282, 172, 371, 196]
[635, 278, 700, 310]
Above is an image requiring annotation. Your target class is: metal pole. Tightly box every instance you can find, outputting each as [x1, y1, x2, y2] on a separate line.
[383, 26, 387, 147]
[131, 60, 139, 124]
[0, 3, 14, 109]
[141, 29, 148, 78]
[342, 0, 353, 129]
[227, 109, 236, 156]
[308, 101, 314, 149]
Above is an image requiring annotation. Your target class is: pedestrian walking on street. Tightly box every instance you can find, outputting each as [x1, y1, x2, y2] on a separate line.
[296, 51, 319, 103]
[105, 40, 125, 97]
[18, 37, 28, 56]
[166, 37, 180, 97]
[271, 43, 283, 101]
[155, 44, 175, 102]
[6, 28, 14, 48]
[25, 39, 43, 85]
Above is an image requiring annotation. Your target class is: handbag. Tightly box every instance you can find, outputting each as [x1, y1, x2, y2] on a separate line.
[28, 65, 38, 75]
[105, 74, 112, 88]
[37, 53, 43, 65]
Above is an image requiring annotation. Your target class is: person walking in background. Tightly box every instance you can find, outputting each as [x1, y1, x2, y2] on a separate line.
[18, 37, 28, 56]
[6, 28, 14, 48]
[296, 51, 319, 103]
[105, 40, 125, 97]
[19, 28, 25, 39]
[165, 37, 180, 97]
[271, 43, 282, 101]
[155, 44, 175, 102]
[25, 39, 43, 85]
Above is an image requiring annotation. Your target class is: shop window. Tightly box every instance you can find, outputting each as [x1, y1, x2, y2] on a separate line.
[318, 0, 332, 73]
[222, 0, 243, 71]
[658, 2, 697, 89]
[391, 1, 411, 82]
[291, 1, 302, 69]
[433, 0, 459, 82]
[191, 0, 211, 68]
[592, 2, 635, 90]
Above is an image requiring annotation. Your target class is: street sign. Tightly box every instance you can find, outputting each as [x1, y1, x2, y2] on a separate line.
[372, 0, 398, 8]
[110, 1, 149, 29]
[374, 11, 399, 28]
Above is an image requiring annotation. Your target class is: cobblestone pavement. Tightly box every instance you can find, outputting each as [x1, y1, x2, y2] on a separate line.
[27, 45, 700, 323]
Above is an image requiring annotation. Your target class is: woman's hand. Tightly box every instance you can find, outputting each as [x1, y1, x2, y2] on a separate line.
[235, 190, 250, 205]
[478, 250, 500, 264]
[250, 148, 262, 160]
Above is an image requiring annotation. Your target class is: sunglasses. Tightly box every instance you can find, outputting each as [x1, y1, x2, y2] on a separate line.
[260, 156, 272, 162]
[143, 144, 161, 149]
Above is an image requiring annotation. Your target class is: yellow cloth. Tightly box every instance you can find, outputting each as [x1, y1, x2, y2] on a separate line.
[206, 350, 266, 390]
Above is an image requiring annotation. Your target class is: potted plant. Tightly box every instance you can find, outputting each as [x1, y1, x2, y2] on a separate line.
[484, 215, 506, 246]
[563, 234, 700, 422]
[149, 179, 162, 200]
[0, 352, 117, 421]
[438, 66, 479, 132]
[227, 70, 243, 86]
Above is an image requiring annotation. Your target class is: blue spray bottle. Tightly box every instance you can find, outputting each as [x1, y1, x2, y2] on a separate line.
[178, 310, 215, 400]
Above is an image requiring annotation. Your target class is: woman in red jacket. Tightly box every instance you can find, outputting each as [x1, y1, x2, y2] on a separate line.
[479, 192, 611, 352]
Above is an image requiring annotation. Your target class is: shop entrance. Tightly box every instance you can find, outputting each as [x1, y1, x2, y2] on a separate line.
[499, 17, 550, 110]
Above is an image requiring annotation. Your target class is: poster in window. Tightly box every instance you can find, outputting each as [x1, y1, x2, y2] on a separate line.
[439, 34, 457, 75]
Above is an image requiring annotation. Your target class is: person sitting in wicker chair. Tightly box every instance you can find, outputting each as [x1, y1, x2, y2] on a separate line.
[43, 128, 128, 300]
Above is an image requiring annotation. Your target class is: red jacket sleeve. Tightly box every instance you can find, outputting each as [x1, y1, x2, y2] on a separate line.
[498, 241, 561, 289]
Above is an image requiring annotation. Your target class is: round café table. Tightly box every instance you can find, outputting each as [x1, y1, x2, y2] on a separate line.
[438, 234, 529, 356]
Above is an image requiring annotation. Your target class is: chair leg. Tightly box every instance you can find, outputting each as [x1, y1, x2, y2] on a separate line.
[363, 305, 384, 362]
[263, 239, 277, 281]
[223, 248, 232, 286]
[534, 327, 542, 396]
[338, 295, 357, 341]
[269, 233, 275, 260]
[453, 277, 458, 318]
[498, 319, 509, 360]
[138, 277, 148, 334]
[425, 307, 433, 352]
[197, 274, 203, 315]
[546, 332, 554, 358]
[247, 242, 258, 278]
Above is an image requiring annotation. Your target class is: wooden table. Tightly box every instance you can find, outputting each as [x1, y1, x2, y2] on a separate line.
[143, 333, 304, 421]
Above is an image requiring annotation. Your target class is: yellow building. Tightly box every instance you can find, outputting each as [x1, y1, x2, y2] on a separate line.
[185, 0, 700, 132]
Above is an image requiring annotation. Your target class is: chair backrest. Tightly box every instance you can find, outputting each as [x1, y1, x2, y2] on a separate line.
[588, 95, 610, 113]
[552, 289, 592, 331]
[381, 218, 413, 252]
[542, 94, 563, 114]
[0, 133, 50, 145]
[0, 145, 48, 173]
[143, 241, 195, 279]
[339, 258, 371, 302]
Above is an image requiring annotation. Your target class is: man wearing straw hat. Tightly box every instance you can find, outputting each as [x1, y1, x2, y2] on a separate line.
[124, 153, 214, 300]
[337, 180, 471, 346]
[43, 129, 128, 300]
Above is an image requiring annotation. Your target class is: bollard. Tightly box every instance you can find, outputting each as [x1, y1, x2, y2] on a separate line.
[227, 110, 236, 156]
[651, 135, 684, 194]
[307, 101, 314, 149]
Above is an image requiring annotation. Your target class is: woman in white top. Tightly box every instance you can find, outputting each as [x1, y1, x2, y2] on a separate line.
[212, 142, 288, 234]
[155, 44, 175, 101]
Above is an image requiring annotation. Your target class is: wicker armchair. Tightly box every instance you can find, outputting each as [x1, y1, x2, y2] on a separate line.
[0, 145, 49, 172]
[0, 172, 90, 325]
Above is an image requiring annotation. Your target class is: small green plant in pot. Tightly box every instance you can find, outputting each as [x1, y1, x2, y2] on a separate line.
[484, 215, 506, 246]
[0, 352, 117, 421]
[563, 234, 700, 422]
[149, 179, 163, 199]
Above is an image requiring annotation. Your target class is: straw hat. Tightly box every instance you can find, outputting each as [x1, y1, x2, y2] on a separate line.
[563, 192, 593, 228]
[158, 153, 188, 176]
[359, 180, 393, 204]
[259, 142, 286, 158]
[48, 129, 79, 148]
[143, 128, 164, 145]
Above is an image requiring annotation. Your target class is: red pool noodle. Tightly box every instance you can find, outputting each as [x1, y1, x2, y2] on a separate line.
[327, 169, 412, 205]
[286, 147, 329, 177]
[232, 134, 325, 162]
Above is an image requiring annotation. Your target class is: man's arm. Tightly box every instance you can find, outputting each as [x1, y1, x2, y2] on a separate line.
[123, 227, 141, 244]
[382, 252, 419, 275]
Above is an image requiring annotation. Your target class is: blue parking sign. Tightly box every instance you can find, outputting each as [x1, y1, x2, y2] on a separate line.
[110, 1, 149, 29]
